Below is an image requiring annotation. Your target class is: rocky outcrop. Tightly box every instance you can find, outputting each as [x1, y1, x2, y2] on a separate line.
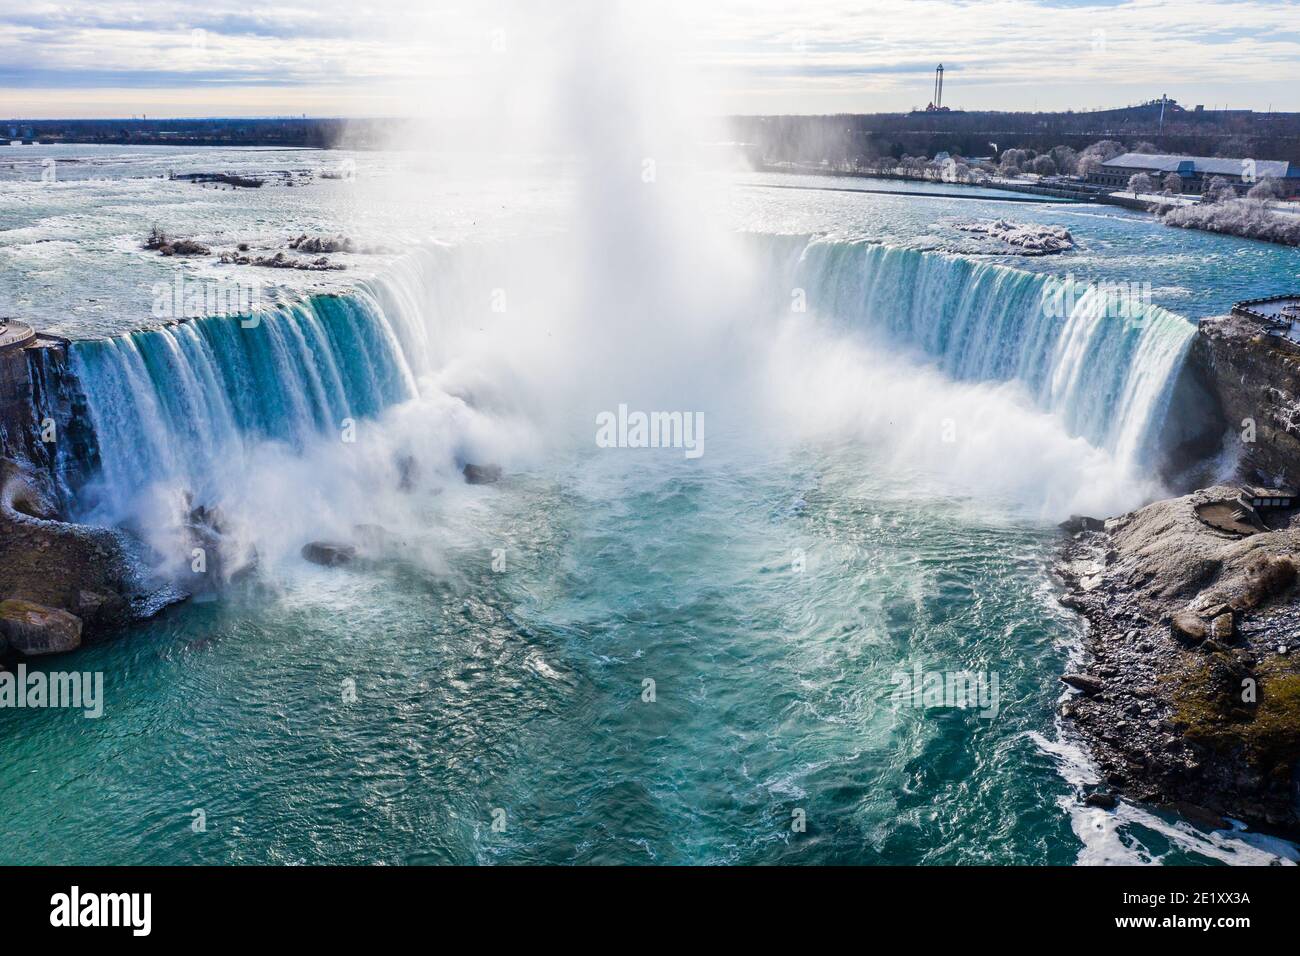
[953, 218, 1075, 255]
[0, 599, 82, 655]
[183, 497, 257, 593]
[289, 234, 354, 254]
[217, 250, 344, 271]
[1057, 485, 1300, 835]
[463, 463, 502, 485]
[173, 172, 264, 189]
[1190, 311, 1300, 486]
[0, 458, 176, 642]
[0, 332, 99, 505]
[142, 226, 210, 256]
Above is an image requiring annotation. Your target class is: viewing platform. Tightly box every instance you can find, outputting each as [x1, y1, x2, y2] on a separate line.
[0, 319, 36, 352]
[1231, 295, 1300, 352]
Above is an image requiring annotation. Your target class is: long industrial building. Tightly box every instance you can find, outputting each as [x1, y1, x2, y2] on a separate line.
[1088, 153, 1300, 196]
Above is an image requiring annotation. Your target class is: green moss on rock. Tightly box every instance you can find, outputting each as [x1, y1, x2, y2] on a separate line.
[1175, 656, 1300, 769]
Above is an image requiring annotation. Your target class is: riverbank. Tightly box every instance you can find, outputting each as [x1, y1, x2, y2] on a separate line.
[758, 162, 1300, 247]
[743, 181, 1073, 204]
[1056, 487, 1300, 836]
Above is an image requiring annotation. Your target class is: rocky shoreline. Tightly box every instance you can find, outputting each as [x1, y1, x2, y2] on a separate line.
[1056, 488, 1300, 837]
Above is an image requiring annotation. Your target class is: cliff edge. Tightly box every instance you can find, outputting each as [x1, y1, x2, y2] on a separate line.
[0, 458, 181, 652]
[1189, 310, 1300, 486]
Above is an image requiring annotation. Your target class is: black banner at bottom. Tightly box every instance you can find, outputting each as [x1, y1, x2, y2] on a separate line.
[0, 864, 1284, 940]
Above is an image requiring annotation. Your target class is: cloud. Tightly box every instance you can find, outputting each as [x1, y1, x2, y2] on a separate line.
[0, 0, 1297, 116]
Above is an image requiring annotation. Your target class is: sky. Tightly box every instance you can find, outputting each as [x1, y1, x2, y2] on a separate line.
[1, 0, 1298, 118]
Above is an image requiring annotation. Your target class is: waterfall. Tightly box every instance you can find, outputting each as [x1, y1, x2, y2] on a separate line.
[783, 237, 1197, 469]
[60, 236, 1198, 522]
[68, 278, 426, 517]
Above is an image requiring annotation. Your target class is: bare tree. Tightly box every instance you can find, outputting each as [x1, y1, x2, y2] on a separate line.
[1162, 172, 1182, 194]
[1214, 136, 1251, 158]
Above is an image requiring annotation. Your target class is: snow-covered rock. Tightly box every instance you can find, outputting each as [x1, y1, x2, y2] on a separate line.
[952, 218, 1075, 255]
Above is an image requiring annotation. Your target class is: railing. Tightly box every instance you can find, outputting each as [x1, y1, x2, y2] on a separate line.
[1231, 296, 1300, 356]
[1231, 294, 1300, 323]
[0, 319, 37, 351]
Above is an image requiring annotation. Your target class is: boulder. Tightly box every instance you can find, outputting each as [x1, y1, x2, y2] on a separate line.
[463, 463, 502, 485]
[1059, 515, 1104, 534]
[301, 541, 356, 567]
[1170, 610, 1207, 645]
[1166, 800, 1226, 832]
[1084, 791, 1118, 809]
[1210, 611, 1234, 642]
[0, 599, 82, 655]
[1060, 673, 1104, 695]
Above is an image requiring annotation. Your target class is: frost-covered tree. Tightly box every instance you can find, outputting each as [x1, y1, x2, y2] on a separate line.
[1127, 172, 1154, 196]
[1204, 176, 1237, 203]
[1032, 155, 1057, 176]
[1075, 140, 1125, 177]
[999, 148, 1029, 174]
[1050, 145, 1078, 175]
[1162, 173, 1182, 194]
[1132, 141, 1160, 154]
[1246, 176, 1283, 200]
[1214, 136, 1251, 158]
[1161, 197, 1300, 246]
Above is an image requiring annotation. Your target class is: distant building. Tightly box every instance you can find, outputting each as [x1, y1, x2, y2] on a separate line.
[1088, 153, 1300, 197]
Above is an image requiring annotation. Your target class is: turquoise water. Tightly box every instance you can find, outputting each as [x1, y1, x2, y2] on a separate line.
[0, 450, 1097, 864]
[3, 447, 1288, 865]
[3, 152, 1300, 865]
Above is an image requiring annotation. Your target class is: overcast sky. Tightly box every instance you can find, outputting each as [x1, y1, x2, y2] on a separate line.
[2, 0, 1298, 118]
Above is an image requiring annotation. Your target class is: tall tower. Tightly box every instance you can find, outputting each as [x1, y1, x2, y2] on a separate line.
[934, 64, 944, 110]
